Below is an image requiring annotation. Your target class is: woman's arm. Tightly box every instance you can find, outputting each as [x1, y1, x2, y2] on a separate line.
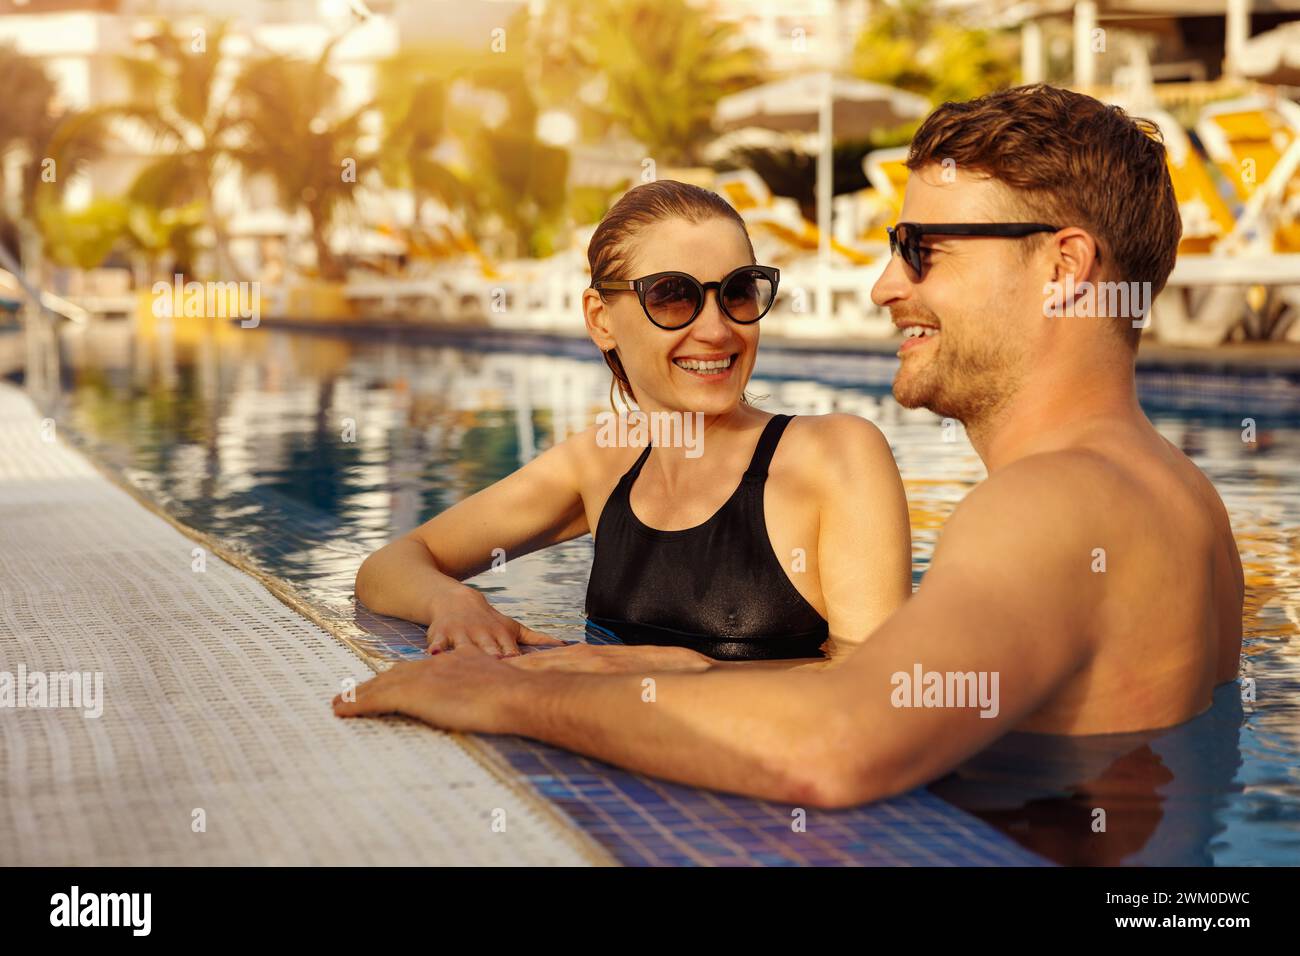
[807, 415, 912, 659]
[354, 432, 591, 647]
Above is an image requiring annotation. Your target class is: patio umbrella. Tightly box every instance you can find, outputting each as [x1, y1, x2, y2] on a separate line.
[1239, 21, 1300, 87]
[715, 74, 930, 306]
[716, 74, 931, 140]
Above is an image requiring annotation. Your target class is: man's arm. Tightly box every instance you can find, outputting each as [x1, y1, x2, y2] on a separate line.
[339, 455, 1104, 808]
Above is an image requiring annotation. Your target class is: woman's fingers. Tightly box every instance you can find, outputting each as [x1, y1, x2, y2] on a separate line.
[425, 631, 711, 672]
[428, 626, 507, 656]
[517, 625, 567, 646]
[503, 644, 603, 671]
[475, 629, 518, 657]
[443, 629, 511, 657]
[651, 646, 715, 672]
[427, 632, 514, 657]
[505, 644, 715, 674]
[426, 601, 559, 657]
[427, 616, 556, 658]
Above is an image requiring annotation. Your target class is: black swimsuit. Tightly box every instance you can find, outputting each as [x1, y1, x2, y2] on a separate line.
[584, 414, 829, 660]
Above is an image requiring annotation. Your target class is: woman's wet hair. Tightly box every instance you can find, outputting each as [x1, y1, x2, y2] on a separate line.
[588, 179, 756, 407]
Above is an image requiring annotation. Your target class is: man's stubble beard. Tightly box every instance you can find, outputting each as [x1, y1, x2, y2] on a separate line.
[892, 327, 1023, 429]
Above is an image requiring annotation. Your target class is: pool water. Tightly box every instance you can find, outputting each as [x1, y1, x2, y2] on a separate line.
[28, 317, 1300, 866]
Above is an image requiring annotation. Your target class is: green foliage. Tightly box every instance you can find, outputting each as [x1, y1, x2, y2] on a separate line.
[568, 184, 627, 228]
[230, 41, 372, 280]
[10, 1, 1027, 276]
[532, 0, 765, 166]
[38, 198, 128, 270]
[451, 50, 570, 258]
[118, 19, 236, 146]
[374, 50, 464, 214]
[375, 18, 571, 259]
[38, 196, 203, 273]
[0, 43, 108, 284]
[851, 0, 1018, 105]
[114, 21, 240, 277]
[123, 201, 204, 266]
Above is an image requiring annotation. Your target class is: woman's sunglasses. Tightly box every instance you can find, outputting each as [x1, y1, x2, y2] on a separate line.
[887, 222, 1062, 281]
[592, 265, 779, 330]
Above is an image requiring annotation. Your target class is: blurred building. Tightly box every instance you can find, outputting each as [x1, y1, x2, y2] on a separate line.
[712, 0, 871, 72]
[934, 0, 1300, 87]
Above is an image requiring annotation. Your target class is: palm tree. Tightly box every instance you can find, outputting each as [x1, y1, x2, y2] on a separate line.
[374, 32, 570, 260]
[40, 197, 204, 280]
[38, 198, 128, 272]
[230, 40, 372, 281]
[114, 20, 242, 280]
[531, 0, 765, 167]
[374, 51, 465, 231]
[851, 0, 1018, 105]
[453, 61, 570, 259]
[0, 45, 106, 305]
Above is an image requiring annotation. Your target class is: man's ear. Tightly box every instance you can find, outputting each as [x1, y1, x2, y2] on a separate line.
[1052, 227, 1103, 287]
[583, 288, 618, 352]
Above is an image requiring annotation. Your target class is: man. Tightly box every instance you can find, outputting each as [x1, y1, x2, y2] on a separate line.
[334, 85, 1243, 809]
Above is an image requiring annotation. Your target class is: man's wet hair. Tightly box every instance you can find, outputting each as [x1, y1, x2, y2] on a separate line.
[907, 83, 1182, 348]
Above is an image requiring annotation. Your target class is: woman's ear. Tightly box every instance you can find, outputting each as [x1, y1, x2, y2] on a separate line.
[583, 288, 618, 352]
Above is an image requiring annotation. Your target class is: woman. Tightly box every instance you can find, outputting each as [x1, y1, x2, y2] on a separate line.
[354, 179, 911, 669]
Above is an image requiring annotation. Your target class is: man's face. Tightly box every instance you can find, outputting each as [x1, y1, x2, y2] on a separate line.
[871, 164, 1043, 424]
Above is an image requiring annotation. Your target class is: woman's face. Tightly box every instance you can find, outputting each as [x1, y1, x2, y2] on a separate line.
[588, 217, 761, 417]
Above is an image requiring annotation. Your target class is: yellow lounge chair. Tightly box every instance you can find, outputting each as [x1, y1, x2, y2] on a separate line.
[715, 169, 877, 266]
[1196, 97, 1300, 254]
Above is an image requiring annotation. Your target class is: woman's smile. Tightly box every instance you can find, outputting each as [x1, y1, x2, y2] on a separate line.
[672, 351, 740, 381]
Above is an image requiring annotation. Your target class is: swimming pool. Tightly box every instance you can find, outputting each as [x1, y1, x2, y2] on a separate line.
[30, 317, 1300, 865]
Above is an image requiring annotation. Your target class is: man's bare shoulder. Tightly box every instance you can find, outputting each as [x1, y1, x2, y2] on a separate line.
[940, 448, 1136, 554]
[918, 449, 1138, 654]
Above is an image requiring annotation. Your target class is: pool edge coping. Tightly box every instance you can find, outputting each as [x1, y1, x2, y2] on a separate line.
[5, 381, 619, 869]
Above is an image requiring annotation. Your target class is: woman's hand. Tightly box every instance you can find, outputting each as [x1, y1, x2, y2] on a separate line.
[426, 586, 567, 657]
[504, 642, 714, 674]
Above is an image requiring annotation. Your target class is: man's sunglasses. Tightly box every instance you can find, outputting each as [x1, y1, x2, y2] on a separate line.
[887, 222, 1062, 280]
[591, 265, 779, 330]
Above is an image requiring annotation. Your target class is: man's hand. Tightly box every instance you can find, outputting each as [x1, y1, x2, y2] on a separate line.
[333, 646, 528, 733]
[332, 643, 711, 735]
[504, 642, 714, 674]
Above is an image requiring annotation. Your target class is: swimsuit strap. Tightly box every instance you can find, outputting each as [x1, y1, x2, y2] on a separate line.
[623, 413, 791, 485]
[623, 442, 655, 483]
[743, 414, 793, 479]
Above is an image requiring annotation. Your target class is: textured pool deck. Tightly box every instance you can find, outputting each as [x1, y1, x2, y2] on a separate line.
[0, 384, 606, 865]
[0, 381, 1049, 866]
